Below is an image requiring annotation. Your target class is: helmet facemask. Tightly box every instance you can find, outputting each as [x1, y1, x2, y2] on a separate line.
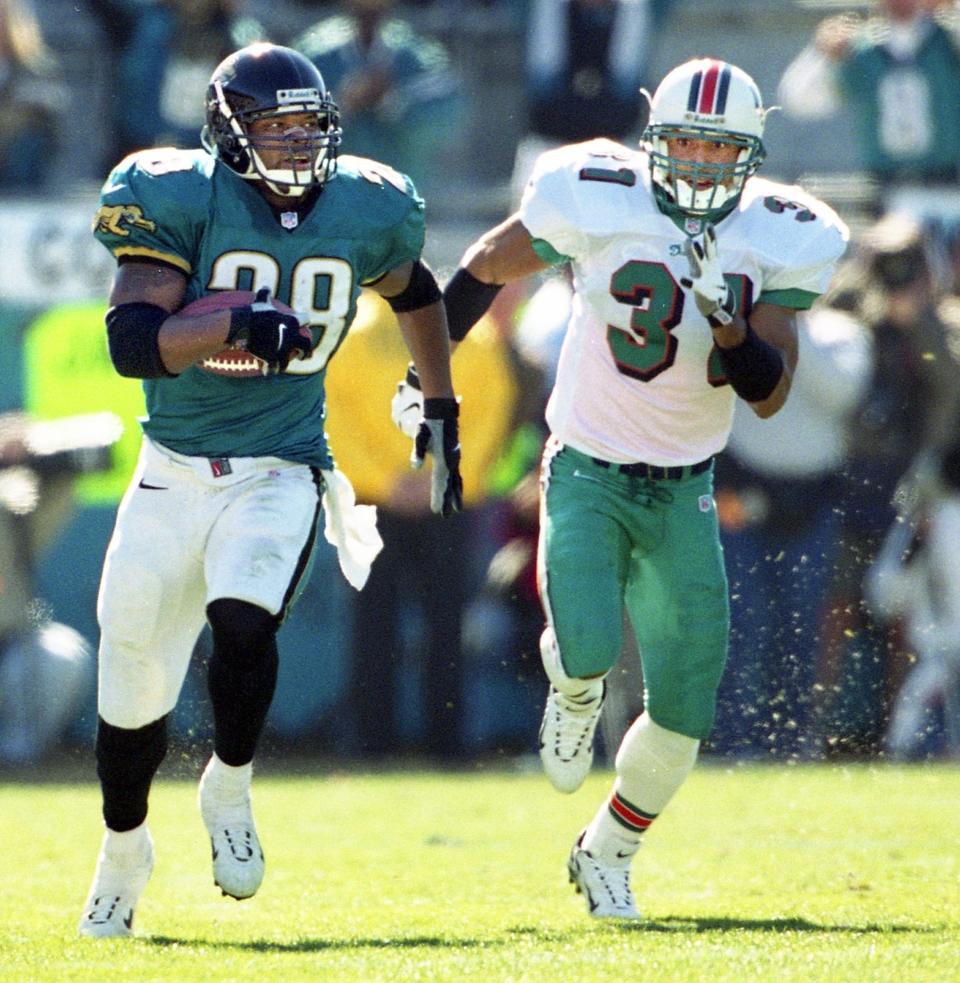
[644, 124, 765, 219]
[204, 79, 342, 198]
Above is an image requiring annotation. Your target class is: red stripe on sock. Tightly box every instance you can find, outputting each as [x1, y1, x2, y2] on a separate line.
[610, 795, 654, 830]
[698, 63, 720, 113]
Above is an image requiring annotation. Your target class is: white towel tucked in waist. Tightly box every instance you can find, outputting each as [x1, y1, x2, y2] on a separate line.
[321, 469, 383, 590]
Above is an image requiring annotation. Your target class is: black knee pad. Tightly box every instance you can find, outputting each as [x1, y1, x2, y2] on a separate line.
[96, 715, 167, 831]
[206, 599, 280, 766]
[206, 598, 278, 671]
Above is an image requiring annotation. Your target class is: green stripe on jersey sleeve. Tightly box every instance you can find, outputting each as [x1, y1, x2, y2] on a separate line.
[757, 287, 820, 310]
[530, 237, 571, 267]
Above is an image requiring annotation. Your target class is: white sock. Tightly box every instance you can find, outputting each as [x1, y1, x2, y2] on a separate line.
[581, 807, 643, 866]
[615, 713, 699, 812]
[582, 714, 699, 864]
[203, 753, 253, 795]
[103, 821, 150, 856]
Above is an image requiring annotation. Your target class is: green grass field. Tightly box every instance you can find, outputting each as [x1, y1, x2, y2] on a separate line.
[2, 760, 959, 982]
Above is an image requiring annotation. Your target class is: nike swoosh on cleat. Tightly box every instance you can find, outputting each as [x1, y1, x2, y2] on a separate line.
[615, 849, 635, 859]
[138, 481, 168, 490]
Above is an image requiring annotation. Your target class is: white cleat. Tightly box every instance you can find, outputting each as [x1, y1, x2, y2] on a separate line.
[198, 760, 264, 900]
[538, 685, 604, 793]
[567, 830, 640, 920]
[78, 827, 154, 938]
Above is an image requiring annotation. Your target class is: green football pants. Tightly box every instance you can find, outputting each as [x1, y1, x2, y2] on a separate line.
[539, 442, 730, 740]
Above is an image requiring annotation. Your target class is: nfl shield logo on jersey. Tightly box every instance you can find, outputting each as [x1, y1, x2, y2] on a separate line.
[281, 211, 299, 230]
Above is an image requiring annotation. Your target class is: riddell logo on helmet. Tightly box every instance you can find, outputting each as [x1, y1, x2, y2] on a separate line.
[683, 111, 726, 125]
[277, 88, 320, 104]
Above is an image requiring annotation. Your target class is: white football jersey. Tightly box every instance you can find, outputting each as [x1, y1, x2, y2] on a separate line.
[519, 139, 850, 465]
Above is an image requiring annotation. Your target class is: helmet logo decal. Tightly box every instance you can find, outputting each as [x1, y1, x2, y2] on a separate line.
[687, 62, 731, 115]
[277, 88, 320, 106]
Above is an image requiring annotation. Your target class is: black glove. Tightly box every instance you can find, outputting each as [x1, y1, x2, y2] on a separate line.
[412, 397, 463, 516]
[226, 287, 315, 374]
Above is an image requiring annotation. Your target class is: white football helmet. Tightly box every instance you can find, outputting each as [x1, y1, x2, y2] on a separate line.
[641, 59, 769, 220]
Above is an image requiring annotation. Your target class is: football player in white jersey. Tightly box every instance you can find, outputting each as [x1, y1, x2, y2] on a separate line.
[413, 58, 848, 918]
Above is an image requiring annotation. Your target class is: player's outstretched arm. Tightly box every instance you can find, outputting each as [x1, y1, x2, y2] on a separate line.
[398, 299, 463, 517]
[389, 216, 548, 436]
[446, 214, 551, 344]
[373, 259, 463, 516]
[371, 260, 455, 403]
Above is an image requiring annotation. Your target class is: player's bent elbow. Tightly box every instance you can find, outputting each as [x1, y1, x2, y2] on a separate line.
[748, 375, 791, 419]
[461, 243, 504, 286]
[749, 399, 780, 420]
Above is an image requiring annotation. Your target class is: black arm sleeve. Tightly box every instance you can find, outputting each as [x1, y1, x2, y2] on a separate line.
[443, 267, 503, 342]
[105, 302, 176, 378]
[715, 321, 784, 403]
[385, 259, 443, 313]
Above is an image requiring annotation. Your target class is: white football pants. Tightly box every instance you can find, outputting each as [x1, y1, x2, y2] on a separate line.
[97, 437, 321, 729]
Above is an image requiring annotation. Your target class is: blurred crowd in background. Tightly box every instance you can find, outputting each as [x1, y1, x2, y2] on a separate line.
[3, 0, 960, 768]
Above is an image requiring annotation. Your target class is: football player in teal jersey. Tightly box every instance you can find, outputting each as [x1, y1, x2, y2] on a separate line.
[78, 42, 462, 938]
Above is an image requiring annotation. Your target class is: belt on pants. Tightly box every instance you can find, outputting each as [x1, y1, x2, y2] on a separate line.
[589, 456, 713, 480]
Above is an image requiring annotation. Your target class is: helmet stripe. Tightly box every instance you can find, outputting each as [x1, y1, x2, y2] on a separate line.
[698, 63, 719, 114]
[715, 65, 731, 113]
[686, 70, 703, 112]
[691, 61, 733, 115]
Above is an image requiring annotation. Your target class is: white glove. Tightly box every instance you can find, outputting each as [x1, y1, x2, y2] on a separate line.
[390, 362, 424, 439]
[681, 223, 736, 327]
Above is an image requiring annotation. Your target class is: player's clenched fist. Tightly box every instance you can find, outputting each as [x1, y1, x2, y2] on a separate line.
[226, 287, 315, 373]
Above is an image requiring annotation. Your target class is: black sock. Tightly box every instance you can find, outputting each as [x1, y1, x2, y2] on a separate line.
[96, 715, 167, 831]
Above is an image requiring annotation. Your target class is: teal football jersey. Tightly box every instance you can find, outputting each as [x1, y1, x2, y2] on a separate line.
[93, 149, 426, 467]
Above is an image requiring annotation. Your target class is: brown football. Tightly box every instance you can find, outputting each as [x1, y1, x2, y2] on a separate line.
[182, 290, 297, 378]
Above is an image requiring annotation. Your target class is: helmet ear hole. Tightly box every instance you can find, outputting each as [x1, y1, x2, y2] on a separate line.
[201, 103, 249, 173]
